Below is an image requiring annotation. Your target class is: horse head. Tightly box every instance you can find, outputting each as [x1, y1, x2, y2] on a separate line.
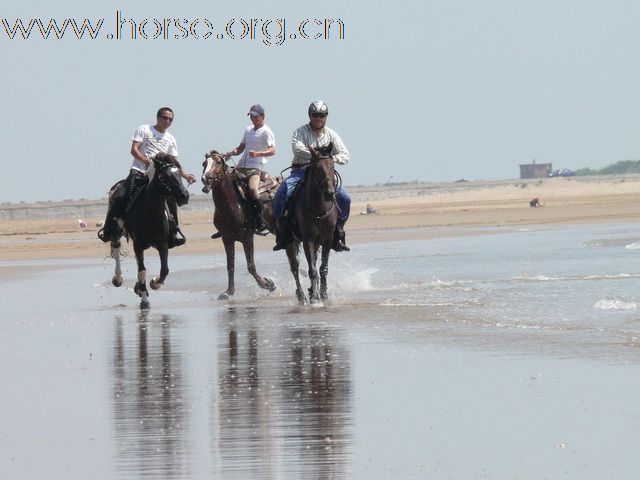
[151, 154, 190, 206]
[309, 142, 336, 201]
[201, 150, 227, 192]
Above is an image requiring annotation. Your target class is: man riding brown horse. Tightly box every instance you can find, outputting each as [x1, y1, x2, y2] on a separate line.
[210, 104, 276, 239]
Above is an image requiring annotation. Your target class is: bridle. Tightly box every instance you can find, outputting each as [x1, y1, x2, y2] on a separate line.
[309, 155, 336, 202]
[202, 152, 228, 190]
[151, 161, 182, 199]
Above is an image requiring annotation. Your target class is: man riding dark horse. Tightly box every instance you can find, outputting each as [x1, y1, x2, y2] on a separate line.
[97, 107, 196, 248]
[272, 101, 351, 252]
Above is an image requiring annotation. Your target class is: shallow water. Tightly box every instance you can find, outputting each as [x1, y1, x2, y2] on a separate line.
[2, 223, 640, 479]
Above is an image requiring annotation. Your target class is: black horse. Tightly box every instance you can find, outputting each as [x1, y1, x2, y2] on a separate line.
[201, 150, 279, 300]
[285, 143, 338, 305]
[108, 154, 190, 309]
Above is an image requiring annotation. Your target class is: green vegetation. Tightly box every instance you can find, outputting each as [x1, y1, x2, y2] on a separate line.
[576, 160, 640, 176]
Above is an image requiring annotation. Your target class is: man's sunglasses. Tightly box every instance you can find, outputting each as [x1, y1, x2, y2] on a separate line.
[311, 113, 327, 118]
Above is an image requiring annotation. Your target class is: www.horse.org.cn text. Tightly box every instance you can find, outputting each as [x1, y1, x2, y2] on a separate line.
[0, 12, 346, 46]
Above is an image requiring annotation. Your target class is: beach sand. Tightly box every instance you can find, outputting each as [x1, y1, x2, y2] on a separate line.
[2, 175, 639, 263]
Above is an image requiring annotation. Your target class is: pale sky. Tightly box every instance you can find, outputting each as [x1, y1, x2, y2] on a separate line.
[2, 0, 640, 202]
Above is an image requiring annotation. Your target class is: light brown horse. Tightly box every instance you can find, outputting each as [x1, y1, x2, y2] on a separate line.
[285, 144, 338, 305]
[201, 150, 279, 300]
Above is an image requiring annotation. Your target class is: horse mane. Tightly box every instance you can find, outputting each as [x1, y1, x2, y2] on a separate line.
[311, 142, 333, 159]
[153, 153, 182, 169]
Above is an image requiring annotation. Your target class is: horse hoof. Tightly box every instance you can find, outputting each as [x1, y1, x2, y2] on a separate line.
[218, 292, 230, 301]
[296, 291, 308, 305]
[112, 276, 123, 287]
[140, 300, 150, 310]
[134, 283, 146, 298]
[150, 278, 162, 290]
[262, 278, 276, 292]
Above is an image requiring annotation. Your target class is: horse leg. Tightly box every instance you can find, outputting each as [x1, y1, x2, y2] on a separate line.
[133, 244, 150, 309]
[303, 242, 320, 304]
[286, 243, 307, 305]
[150, 245, 169, 290]
[319, 244, 331, 301]
[242, 238, 276, 292]
[219, 237, 236, 300]
[110, 238, 123, 287]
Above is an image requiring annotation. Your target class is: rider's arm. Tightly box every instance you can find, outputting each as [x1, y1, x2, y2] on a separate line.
[291, 128, 311, 162]
[226, 142, 245, 158]
[330, 132, 350, 165]
[131, 141, 151, 166]
[180, 169, 197, 184]
[249, 145, 275, 158]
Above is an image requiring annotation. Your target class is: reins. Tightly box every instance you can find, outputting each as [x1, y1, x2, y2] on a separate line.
[304, 155, 337, 225]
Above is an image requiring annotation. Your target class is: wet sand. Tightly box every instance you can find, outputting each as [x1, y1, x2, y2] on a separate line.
[3, 178, 640, 478]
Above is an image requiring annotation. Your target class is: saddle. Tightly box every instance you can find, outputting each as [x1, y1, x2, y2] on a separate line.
[230, 168, 282, 204]
[108, 178, 147, 214]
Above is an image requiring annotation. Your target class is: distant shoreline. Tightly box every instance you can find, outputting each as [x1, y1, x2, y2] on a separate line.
[3, 173, 640, 221]
[1, 174, 640, 262]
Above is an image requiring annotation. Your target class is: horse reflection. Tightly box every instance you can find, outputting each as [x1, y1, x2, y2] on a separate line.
[280, 327, 352, 478]
[111, 312, 188, 478]
[215, 307, 275, 479]
[214, 307, 352, 478]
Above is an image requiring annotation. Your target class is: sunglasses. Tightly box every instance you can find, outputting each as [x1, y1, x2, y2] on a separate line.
[311, 113, 327, 118]
[159, 115, 174, 121]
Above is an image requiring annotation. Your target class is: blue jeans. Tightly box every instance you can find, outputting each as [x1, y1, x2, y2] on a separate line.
[273, 168, 351, 221]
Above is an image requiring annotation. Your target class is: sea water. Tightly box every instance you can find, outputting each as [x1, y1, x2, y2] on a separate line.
[1, 223, 640, 479]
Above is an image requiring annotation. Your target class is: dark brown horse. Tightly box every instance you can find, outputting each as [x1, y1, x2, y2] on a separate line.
[285, 143, 338, 305]
[201, 150, 279, 300]
[108, 154, 190, 309]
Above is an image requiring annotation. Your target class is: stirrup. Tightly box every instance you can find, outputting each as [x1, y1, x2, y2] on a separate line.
[168, 234, 186, 248]
[168, 228, 186, 248]
[332, 239, 350, 252]
[273, 237, 291, 251]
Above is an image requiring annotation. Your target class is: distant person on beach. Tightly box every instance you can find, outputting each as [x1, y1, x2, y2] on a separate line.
[97, 107, 197, 247]
[211, 104, 276, 238]
[272, 100, 351, 252]
[366, 203, 377, 214]
[530, 197, 542, 207]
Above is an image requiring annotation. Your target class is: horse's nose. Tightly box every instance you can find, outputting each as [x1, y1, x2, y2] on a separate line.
[178, 191, 189, 206]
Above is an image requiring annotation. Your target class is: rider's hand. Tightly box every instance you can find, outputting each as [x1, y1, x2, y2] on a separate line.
[184, 173, 197, 184]
[224, 151, 233, 159]
[248, 150, 257, 158]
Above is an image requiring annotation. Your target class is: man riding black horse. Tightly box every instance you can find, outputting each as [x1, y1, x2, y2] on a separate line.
[272, 101, 351, 252]
[98, 107, 196, 248]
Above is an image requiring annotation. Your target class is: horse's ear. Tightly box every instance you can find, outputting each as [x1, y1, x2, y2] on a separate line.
[309, 145, 316, 158]
[327, 142, 333, 153]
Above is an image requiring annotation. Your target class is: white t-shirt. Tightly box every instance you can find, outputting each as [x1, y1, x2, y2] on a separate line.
[237, 125, 275, 170]
[130, 125, 179, 172]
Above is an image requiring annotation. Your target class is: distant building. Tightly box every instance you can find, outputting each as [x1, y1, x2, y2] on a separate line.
[519, 160, 552, 179]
